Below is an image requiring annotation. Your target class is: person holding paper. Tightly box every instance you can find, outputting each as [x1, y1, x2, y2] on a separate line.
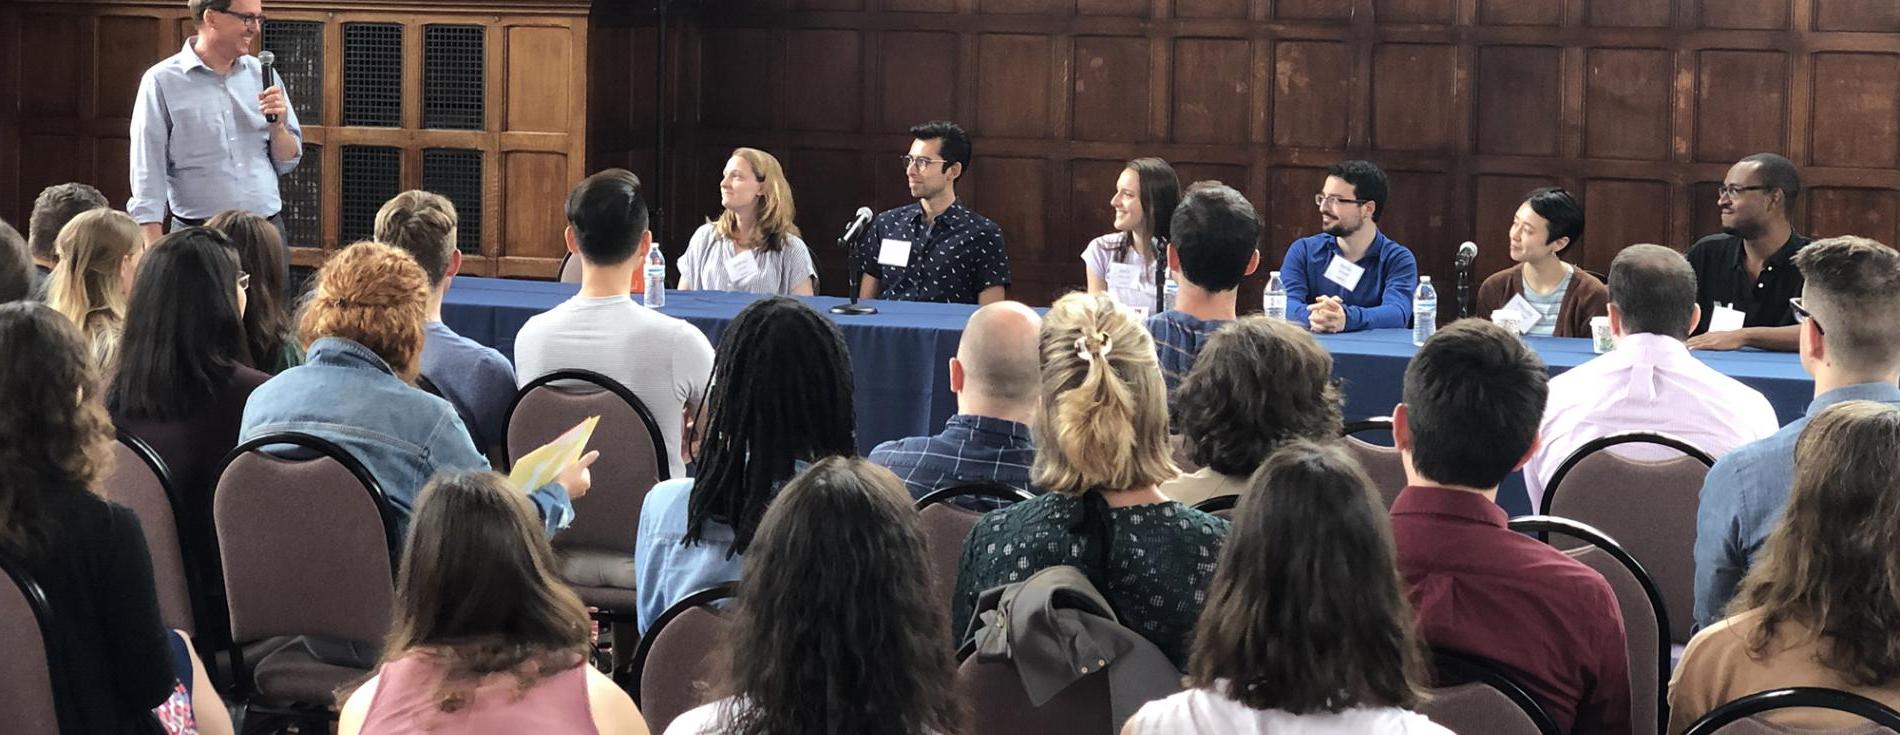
[1684, 153, 1810, 352]
[856, 120, 1010, 304]
[676, 147, 816, 296]
[1281, 160, 1418, 333]
[1474, 187, 1608, 337]
[1082, 157, 1179, 316]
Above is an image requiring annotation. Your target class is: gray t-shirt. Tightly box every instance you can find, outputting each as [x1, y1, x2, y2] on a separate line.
[1520, 264, 1573, 337]
[677, 223, 817, 295]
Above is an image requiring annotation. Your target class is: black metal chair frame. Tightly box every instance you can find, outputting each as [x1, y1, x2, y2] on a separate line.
[915, 482, 1035, 510]
[1432, 648, 1564, 735]
[626, 582, 738, 703]
[1510, 515, 1672, 735]
[503, 368, 671, 485]
[1541, 430, 1716, 517]
[0, 551, 64, 731]
[115, 430, 206, 639]
[1683, 687, 1900, 735]
[1341, 416, 1395, 439]
[1191, 494, 1238, 514]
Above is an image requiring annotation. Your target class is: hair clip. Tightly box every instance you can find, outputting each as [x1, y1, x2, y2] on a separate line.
[1073, 332, 1113, 362]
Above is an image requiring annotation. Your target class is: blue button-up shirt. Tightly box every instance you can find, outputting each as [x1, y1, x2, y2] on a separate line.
[1281, 230, 1418, 331]
[1693, 382, 1900, 627]
[129, 38, 303, 224]
[858, 200, 1010, 304]
[868, 414, 1039, 510]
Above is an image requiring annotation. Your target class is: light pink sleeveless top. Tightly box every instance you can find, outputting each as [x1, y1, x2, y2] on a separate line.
[358, 653, 599, 734]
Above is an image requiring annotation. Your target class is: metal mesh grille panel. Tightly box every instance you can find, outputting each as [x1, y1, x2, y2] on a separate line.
[279, 143, 322, 248]
[342, 23, 402, 127]
[340, 146, 401, 244]
[261, 20, 323, 123]
[423, 25, 485, 130]
[421, 149, 483, 254]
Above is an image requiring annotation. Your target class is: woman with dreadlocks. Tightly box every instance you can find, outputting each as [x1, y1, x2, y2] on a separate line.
[632, 295, 857, 634]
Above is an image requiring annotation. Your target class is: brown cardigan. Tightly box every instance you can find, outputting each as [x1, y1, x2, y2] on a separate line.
[1474, 263, 1609, 338]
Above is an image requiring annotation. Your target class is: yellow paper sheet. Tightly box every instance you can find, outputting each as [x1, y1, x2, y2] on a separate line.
[508, 416, 599, 493]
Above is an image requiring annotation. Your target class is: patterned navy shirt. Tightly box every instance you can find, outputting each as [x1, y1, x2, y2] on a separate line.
[868, 414, 1038, 510]
[858, 200, 1011, 304]
[1145, 309, 1231, 402]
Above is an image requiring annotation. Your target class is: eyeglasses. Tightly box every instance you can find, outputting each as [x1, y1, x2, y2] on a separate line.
[1789, 296, 1822, 334]
[215, 8, 267, 26]
[1717, 184, 1772, 198]
[901, 155, 949, 171]
[236, 270, 252, 290]
[1315, 194, 1370, 208]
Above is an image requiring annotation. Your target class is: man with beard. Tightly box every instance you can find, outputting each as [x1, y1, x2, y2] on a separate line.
[857, 120, 1010, 304]
[1683, 153, 1807, 352]
[1281, 160, 1418, 333]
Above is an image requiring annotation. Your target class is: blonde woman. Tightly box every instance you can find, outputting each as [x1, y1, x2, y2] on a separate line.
[677, 148, 816, 295]
[45, 208, 144, 374]
[949, 291, 1228, 669]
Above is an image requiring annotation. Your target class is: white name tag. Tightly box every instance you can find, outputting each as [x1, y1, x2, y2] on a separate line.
[1709, 302, 1746, 333]
[1106, 261, 1147, 292]
[1323, 255, 1366, 292]
[725, 249, 761, 286]
[1499, 293, 1538, 335]
[878, 238, 912, 269]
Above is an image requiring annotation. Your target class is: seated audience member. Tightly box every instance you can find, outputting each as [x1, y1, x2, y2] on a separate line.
[374, 191, 516, 454]
[206, 210, 300, 372]
[242, 242, 594, 540]
[26, 182, 109, 297]
[1145, 181, 1261, 399]
[954, 292, 1227, 669]
[1696, 236, 1900, 626]
[678, 147, 816, 295]
[1282, 160, 1418, 333]
[0, 302, 176, 734]
[1390, 320, 1631, 733]
[1083, 157, 1180, 315]
[0, 217, 29, 302]
[634, 296, 856, 633]
[1474, 187, 1607, 337]
[1127, 441, 1451, 734]
[1163, 316, 1342, 506]
[1685, 153, 1808, 352]
[870, 300, 1043, 507]
[667, 457, 962, 735]
[859, 120, 1010, 305]
[108, 227, 270, 593]
[338, 472, 645, 735]
[155, 630, 235, 735]
[46, 208, 145, 376]
[1523, 244, 1777, 510]
[515, 169, 714, 479]
[1672, 401, 1900, 732]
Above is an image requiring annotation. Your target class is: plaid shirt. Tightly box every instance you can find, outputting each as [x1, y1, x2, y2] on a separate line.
[869, 414, 1037, 510]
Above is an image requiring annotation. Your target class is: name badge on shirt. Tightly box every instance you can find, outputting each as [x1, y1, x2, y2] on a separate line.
[1106, 261, 1149, 293]
[878, 238, 912, 269]
[1496, 294, 1537, 335]
[1323, 255, 1366, 291]
[725, 249, 761, 286]
[1709, 302, 1746, 333]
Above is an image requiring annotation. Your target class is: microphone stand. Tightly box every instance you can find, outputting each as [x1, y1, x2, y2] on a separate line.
[1456, 257, 1473, 319]
[832, 224, 877, 316]
[1152, 237, 1169, 315]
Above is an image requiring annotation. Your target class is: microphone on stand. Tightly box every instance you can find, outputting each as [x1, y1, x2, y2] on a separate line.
[832, 206, 878, 316]
[257, 50, 278, 124]
[1454, 240, 1477, 319]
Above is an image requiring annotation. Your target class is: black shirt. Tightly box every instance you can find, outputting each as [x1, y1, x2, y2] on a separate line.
[1685, 231, 1811, 335]
[857, 200, 1010, 304]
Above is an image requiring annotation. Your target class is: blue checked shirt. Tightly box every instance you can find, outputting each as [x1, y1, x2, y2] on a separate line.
[869, 414, 1038, 510]
[129, 39, 303, 224]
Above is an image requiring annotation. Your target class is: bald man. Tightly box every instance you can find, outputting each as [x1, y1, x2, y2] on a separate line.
[870, 300, 1043, 509]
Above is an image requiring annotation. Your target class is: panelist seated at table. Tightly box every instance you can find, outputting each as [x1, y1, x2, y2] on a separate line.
[1474, 187, 1608, 338]
[676, 147, 816, 296]
[1282, 160, 1418, 333]
[1685, 153, 1810, 353]
[857, 120, 1010, 305]
[1082, 157, 1179, 316]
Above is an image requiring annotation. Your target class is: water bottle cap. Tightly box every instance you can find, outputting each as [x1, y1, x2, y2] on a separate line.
[1269, 270, 1279, 277]
[1420, 276, 1431, 283]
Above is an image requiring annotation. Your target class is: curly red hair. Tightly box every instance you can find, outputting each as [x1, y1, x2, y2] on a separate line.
[299, 241, 431, 381]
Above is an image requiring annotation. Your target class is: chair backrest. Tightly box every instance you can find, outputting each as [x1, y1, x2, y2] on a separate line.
[1341, 417, 1406, 509]
[213, 432, 397, 646]
[1418, 649, 1563, 735]
[558, 251, 584, 283]
[507, 370, 669, 556]
[1512, 515, 1669, 735]
[0, 555, 60, 733]
[1543, 431, 1713, 645]
[1684, 687, 1900, 735]
[956, 652, 1115, 735]
[103, 431, 197, 636]
[632, 583, 736, 733]
[916, 484, 1032, 630]
[1191, 493, 1238, 519]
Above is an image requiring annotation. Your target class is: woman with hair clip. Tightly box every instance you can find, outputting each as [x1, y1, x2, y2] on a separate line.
[45, 208, 145, 376]
[1670, 400, 1900, 732]
[1126, 440, 1450, 733]
[951, 291, 1227, 669]
[206, 210, 300, 372]
[633, 295, 856, 634]
[338, 471, 646, 734]
[676, 148, 817, 295]
[1083, 158, 1180, 316]
[666, 457, 964, 735]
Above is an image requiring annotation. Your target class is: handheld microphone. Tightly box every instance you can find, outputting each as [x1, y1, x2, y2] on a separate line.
[841, 206, 874, 244]
[257, 51, 278, 124]
[1455, 240, 1477, 269]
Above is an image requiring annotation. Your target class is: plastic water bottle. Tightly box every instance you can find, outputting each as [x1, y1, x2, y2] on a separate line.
[1412, 276, 1437, 347]
[643, 245, 667, 308]
[1263, 270, 1286, 320]
[1162, 273, 1179, 313]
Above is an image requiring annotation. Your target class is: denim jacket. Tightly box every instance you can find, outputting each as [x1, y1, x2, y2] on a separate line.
[240, 337, 573, 540]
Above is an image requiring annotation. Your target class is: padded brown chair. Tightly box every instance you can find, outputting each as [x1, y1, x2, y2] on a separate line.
[956, 650, 1115, 735]
[1513, 515, 1670, 735]
[558, 251, 584, 283]
[1543, 431, 1714, 646]
[1683, 687, 1900, 735]
[631, 583, 736, 733]
[1191, 493, 1238, 519]
[1418, 649, 1562, 735]
[102, 431, 197, 637]
[916, 483, 1034, 632]
[1341, 418, 1406, 509]
[214, 432, 397, 728]
[0, 555, 60, 733]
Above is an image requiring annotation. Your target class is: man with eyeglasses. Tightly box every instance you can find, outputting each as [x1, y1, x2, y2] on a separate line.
[1280, 160, 1418, 333]
[129, 0, 301, 253]
[858, 120, 1010, 305]
[1682, 153, 1808, 352]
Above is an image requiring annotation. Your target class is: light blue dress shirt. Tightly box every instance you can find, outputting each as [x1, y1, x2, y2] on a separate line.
[128, 38, 302, 224]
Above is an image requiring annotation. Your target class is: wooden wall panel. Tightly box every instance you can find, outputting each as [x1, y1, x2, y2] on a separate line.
[1275, 0, 1351, 22]
[698, 28, 772, 130]
[1480, 0, 1561, 26]
[506, 27, 573, 134]
[1699, 0, 1790, 30]
[1584, 48, 1671, 161]
[1473, 174, 1560, 279]
[1810, 53, 1900, 170]
[1378, 0, 1455, 25]
[1588, 0, 1672, 27]
[1695, 51, 1787, 163]
[1080, 0, 1150, 18]
[879, 32, 958, 133]
[1273, 41, 1352, 149]
[1380, 169, 1453, 273]
[1372, 44, 1457, 152]
[1072, 36, 1150, 143]
[977, 34, 1052, 138]
[95, 16, 160, 120]
[1582, 179, 1670, 270]
[1814, 0, 1900, 32]
[780, 30, 861, 132]
[21, 13, 81, 119]
[502, 151, 569, 259]
[1069, 158, 1128, 248]
[1476, 46, 1562, 157]
[1172, 39, 1251, 145]
[1808, 188, 1900, 246]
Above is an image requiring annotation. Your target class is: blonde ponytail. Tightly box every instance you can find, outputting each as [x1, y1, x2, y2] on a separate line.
[1033, 292, 1177, 494]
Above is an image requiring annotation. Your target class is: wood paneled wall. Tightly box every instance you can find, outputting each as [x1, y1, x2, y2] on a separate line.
[678, 0, 1900, 307]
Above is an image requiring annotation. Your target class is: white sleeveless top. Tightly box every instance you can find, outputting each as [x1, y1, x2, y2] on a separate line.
[1126, 687, 1453, 735]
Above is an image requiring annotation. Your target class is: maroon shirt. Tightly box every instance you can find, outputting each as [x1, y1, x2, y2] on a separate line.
[1390, 485, 1632, 734]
